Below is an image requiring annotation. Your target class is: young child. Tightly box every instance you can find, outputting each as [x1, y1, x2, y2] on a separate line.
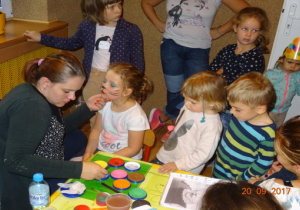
[201, 180, 283, 210]
[209, 7, 270, 132]
[82, 63, 153, 160]
[212, 72, 276, 181]
[151, 71, 227, 174]
[249, 116, 300, 209]
[264, 37, 300, 128]
[24, 0, 144, 125]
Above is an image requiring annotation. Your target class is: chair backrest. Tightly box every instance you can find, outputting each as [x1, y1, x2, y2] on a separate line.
[143, 129, 155, 162]
[143, 129, 155, 147]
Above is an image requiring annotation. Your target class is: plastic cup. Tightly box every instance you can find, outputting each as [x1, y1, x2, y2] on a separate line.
[105, 193, 131, 210]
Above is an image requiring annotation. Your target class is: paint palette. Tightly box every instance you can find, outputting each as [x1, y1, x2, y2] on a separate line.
[68, 153, 152, 202]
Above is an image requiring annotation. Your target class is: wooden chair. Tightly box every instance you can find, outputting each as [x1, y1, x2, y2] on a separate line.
[143, 129, 155, 162]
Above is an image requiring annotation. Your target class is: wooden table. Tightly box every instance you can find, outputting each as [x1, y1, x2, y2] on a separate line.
[49, 151, 197, 210]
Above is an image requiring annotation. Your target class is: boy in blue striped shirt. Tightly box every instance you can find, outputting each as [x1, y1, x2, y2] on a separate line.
[212, 72, 276, 181]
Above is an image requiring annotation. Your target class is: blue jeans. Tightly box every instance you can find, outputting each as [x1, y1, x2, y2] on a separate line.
[160, 38, 210, 120]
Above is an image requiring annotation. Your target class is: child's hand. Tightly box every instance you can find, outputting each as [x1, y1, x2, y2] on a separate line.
[158, 162, 178, 174]
[216, 68, 224, 75]
[23, 30, 41, 42]
[248, 177, 261, 184]
[86, 94, 107, 111]
[82, 151, 94, 161]
[270, 161, 283, 174]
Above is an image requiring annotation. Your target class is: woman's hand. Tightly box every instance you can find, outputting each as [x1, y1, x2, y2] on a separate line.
[81, 161, 107, 180]
[86, 94, 107, 111]
[23, 30, 41, 42]
[158, 162, 178, 174]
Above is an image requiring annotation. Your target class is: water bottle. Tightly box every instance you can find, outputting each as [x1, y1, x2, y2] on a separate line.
[29, 173, 50, 210]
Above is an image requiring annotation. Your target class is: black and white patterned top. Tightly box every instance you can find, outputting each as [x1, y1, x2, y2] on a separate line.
[209, 44, 265, 85]
[34, 102, 65, 160]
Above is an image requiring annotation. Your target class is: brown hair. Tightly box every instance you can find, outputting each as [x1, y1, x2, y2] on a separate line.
[227, 72, 275, 111]
[81, 0, 123, 25]
[232, 7, 270, 54]
[181, 71, 227, 112]
[274, 115, 300, 165]
[22, 53, 85, 85]
[108, 62, 153, 102]
[201, 180, 283, 210]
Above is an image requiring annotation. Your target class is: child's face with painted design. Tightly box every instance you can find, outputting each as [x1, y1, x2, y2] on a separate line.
[101, 70, 124, 100]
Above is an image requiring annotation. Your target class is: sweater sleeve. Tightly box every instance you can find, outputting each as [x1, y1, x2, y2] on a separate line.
[63, 103, 95, 134]
[128, 25, 144, 72]
[209, 47, 225, 72]
[175, 121, 221, 171]
[4, 99, 82, 179]
[237, 134, 276, 181]
[40, 21, 86, 51]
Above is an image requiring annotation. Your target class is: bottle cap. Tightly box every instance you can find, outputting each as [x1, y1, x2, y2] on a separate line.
[33, 173, 43, 182]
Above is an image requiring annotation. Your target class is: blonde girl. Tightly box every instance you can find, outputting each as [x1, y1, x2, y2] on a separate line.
[265, 37, 300, 128]
[83, 63, 153, 160]
[249, 116, 300, 209]
[210, 7, 270, 133]
[151, 71, 227, 174]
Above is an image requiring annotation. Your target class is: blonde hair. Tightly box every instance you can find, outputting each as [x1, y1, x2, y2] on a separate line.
[180, 71, 227, 112]
[232, 7, 270, 53]
[227, 72, 275, 110]
[274, 115, 300, 165]
[81, 0, 123, 25]
[108, 63, 153, 102]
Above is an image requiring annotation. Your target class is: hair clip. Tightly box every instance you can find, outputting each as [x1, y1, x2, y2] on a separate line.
[38, 59, 44, 66]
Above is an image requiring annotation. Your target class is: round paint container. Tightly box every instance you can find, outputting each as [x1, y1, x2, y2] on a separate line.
[96, 192, 109, 206]
[108, 158, 125, 168]
[95, 173, 109, 181]
[111, 169, 127, 180]
[124, 161, 141, 172]
[128, 188, 147, 200]
[113, 179, 131, 191]
[73, 205, 90, 210]
[94, 160, 108, 169]
[127, 172, 145, 184]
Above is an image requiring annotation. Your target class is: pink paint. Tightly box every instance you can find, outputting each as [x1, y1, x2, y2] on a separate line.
[111, 169, 127, 179]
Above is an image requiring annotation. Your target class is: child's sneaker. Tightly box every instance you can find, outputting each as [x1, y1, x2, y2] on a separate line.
[149, 108, 165, 130]
[161, 125, 175, 143]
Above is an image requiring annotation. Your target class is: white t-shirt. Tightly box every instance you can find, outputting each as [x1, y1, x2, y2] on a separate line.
[164, 0, 222, 48]
[92, 25, 115, 71]
[259, 178, 300, 210]
[98, 101, 150, 160]
[157, 106, 222, 174]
